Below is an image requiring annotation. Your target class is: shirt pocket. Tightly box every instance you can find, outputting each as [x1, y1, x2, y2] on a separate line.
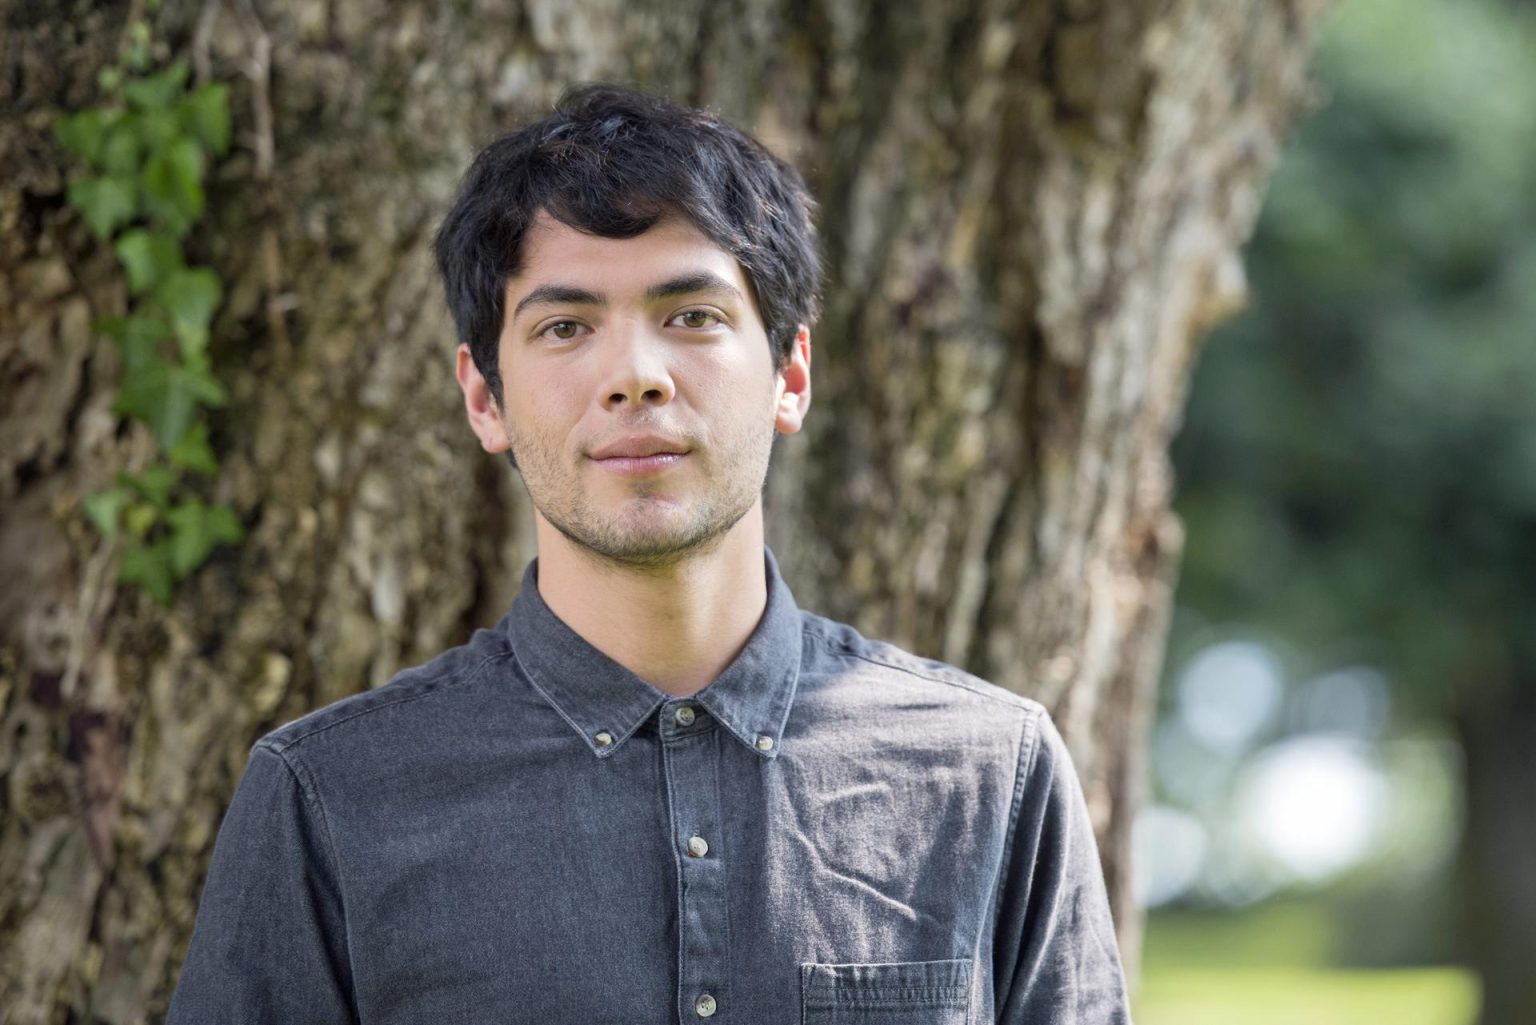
[799, 957, 973, 1024]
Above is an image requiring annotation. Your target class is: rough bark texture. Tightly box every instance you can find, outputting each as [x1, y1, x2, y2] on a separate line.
[0, 0, 1325, 1020]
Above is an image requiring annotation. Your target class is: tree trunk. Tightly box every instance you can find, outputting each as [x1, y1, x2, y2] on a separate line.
[1454, 680, 1536, 1025]
[0, 0, 1326, 1020]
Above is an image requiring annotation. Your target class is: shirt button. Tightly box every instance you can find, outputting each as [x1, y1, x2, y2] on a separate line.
[686, 835, 709, 858]
[594, 731, 613, 748]
[755, 734, 774, 751]
[674, 705, 696, 727]
[694, 993, 717, 1017]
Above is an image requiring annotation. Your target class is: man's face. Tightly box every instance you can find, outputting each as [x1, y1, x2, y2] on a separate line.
[457, 210, 811, 569]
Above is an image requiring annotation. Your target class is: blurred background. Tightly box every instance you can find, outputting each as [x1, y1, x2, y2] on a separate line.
[3, 0, 1531, 1020]
[1132, 0, 1536, 1021]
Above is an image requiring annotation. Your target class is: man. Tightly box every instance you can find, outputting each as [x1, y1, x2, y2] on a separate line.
[167, 84, 1132, 1024]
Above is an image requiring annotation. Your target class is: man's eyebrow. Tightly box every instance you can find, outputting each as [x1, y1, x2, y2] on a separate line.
[645, 272, 745, 304]
[511, 284, 605, 322]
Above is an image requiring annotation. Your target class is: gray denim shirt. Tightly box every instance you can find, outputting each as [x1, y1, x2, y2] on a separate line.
[167, 547, 1131, 1024]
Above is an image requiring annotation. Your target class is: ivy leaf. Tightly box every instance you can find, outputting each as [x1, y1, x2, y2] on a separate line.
[175, 353, 228, 406]
[99, 116, 144, 177]
[154, 267, 221, 354]
[135, 108, 180, 152]
[123, 61, 189, 111]
[166, 497, 243, 576]
[113, 356, 228, 450]
[167, 421, 219, 475]
[124, 20, 153, 73]
[113, 364, 194, 450]
[53, 109, 109, 165]
[97, 313, 170, 377]
[83, 487, 131, 538]
[119, 538, 175, 605]
[115, 229, 183, 295]
[67, 176, 138, 240]
[141, 137, 205, 237]
[180, 83, 231, 156]
[118, 465, 177, 512]
[123, 500, 159, 537]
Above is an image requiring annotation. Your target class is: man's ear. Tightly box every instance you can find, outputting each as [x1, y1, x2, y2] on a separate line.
[774, 324, 812, 435]
[456, 343, 510, 453]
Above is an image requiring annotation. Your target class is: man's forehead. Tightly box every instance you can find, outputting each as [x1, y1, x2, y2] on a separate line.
[507, 210, 751, 297]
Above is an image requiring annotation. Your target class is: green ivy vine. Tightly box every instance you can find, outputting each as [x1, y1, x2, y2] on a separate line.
[53, 15, 244, 606]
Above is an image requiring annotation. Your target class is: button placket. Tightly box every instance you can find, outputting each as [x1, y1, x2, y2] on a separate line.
[661, 719, 730, 1023]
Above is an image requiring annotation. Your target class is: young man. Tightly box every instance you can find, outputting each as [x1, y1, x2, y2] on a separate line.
[167, 85, 1132, 1024]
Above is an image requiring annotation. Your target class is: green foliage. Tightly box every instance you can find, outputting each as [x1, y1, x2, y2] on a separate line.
[55, 25, 243, 606]
[142, 136, 206, 237]
[180, 83, 232, 156]
[158, 267, 222, 354]
[66, 176, 137, 240]
[1170, 0, 1536, 708]
[166, 498, 244, 575]
[115, 229, 182, 293]
[122, 61, 189, 112]
[112, 352, 227, 449]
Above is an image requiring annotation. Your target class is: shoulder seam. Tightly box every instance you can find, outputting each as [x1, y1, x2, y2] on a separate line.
[1005, 705, 1046, 876]
[249, 742, 357, 999]
[249, 743, 342, 869]
[262, 650, 512, 751]
[985, 703, 1046, 975]
[803, 628, 1037, 712]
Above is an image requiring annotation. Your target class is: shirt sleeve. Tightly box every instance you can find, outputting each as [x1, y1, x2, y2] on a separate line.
[991, 708, 1133, 1024]
[166, 742, 359, 1025]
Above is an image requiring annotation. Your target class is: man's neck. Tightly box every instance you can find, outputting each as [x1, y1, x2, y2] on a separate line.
[531, 515, 770, 698]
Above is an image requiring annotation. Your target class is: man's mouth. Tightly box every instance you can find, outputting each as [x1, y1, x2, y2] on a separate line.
[590, 452, 689, 476]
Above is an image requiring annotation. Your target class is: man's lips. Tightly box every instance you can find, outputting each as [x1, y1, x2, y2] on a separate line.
[589, 434, 690, 460]
[590, 452, 689, 476]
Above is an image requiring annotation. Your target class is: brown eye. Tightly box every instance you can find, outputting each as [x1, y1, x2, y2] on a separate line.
[547, 321, 581, 340]
[675, 310, 719, 329]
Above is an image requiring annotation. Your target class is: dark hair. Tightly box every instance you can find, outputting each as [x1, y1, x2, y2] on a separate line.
[433, 83, 822, 409]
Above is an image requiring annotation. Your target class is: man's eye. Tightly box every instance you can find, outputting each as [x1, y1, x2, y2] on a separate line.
[672, 309, 721, 329]
[544, 320, 583, 340]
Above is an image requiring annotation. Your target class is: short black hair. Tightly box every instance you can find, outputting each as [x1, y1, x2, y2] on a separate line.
[433, 83, 823, 409]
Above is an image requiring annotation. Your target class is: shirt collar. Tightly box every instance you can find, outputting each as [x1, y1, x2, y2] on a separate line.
[504, 546, 803, 761]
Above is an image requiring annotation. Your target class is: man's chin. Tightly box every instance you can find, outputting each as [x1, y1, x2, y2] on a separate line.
[541, 512, 723, 568]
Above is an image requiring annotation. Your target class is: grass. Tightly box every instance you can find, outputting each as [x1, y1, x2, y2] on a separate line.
[1132, 901, 1481, 1025]
[1134, 965, 1479, 1025]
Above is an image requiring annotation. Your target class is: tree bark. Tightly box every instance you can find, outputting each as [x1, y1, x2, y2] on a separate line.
[0, 0, 1325, 1020]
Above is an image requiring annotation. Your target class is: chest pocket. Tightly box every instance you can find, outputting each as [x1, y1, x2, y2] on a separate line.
[800, 958, 973, 1024]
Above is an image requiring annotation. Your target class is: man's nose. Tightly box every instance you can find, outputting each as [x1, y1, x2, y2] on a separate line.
[598, 320, 676, 411]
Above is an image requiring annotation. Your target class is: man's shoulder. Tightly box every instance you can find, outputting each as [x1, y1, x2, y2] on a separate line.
[797, 610, 1044, 720]
[255, 625, 512, 756]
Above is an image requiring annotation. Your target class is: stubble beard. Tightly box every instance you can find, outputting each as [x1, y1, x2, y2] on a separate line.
[507, 415, 776, 572]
